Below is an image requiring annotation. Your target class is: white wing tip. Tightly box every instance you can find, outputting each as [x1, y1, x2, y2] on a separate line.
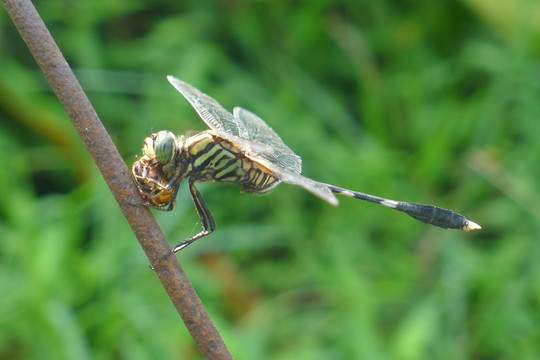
[328, 195, 339, 206]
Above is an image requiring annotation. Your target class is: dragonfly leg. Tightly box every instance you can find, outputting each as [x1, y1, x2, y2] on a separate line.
[135, 175, 170, 189]
[155, 179, 216, 264]
[325, 184, 481, 231]
[129, 181, 179, 211]
[177, 179, 216, 249]
[131, 160, 181, 211]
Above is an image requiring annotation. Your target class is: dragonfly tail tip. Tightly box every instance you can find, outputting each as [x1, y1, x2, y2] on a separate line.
[463, 219, 482, 231]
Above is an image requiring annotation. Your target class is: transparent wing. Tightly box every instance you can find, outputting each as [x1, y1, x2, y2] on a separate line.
[233, 107, 302, 175]
[167, 75, 302, 175]
[167, 75, 336, 204]
[167, 75, 249, 138]
[277, 170, 338, 206]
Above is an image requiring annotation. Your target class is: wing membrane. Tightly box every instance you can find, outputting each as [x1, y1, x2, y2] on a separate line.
[233, 107, 301, 175]
[167, 75, 248, 138]
[167, 75, 302, 175]
[277, 170, 338, 205]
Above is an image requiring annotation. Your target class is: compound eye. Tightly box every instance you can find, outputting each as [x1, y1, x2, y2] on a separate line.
[154, 131, 176, 164]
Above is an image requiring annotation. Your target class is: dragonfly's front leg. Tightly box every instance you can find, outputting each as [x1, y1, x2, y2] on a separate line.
[155, 179, 216, 263]
[132, 161, 180, 211]
[140, 183, 179, 212]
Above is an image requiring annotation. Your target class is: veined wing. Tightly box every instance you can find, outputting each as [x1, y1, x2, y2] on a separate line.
[167, 75, 336, 205]
[232, 107, 334, 204]
[233, 107, 302, 175]
[167, 75, 301, 174]
[277, 170, 338, 206]
[167, 75, 249, 138]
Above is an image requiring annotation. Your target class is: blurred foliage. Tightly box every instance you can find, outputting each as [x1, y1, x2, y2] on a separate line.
[1, 0, 539, 359]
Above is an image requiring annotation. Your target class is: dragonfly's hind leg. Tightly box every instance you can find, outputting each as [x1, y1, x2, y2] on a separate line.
[155, 179, 216, 263]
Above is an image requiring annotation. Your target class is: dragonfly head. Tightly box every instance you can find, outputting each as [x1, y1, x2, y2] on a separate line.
[144, 130, 177, 165]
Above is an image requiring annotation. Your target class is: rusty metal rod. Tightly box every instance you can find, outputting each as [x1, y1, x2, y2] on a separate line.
[1, 1, 232, 358]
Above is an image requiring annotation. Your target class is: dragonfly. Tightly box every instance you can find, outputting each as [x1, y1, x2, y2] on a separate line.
[131, 75, 481, 261]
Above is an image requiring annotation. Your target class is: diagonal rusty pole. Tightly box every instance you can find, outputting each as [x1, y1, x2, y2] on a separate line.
[1, 1, 232, 359]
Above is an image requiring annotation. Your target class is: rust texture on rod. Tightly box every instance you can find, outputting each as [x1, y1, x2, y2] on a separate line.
[1, 0, 232, 358]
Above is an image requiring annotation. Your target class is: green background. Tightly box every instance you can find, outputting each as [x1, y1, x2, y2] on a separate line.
[1, 1, 539, 359]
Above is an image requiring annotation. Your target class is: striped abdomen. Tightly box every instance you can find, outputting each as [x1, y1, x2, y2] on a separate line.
[242, 162, 280, 194]
[185, 131, 279, 193]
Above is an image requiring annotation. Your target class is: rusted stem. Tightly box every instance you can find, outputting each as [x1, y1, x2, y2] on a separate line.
[1, 1, 232, 358]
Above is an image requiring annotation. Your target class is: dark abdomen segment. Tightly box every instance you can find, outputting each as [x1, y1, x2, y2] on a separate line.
[325, 184, 480, 231]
